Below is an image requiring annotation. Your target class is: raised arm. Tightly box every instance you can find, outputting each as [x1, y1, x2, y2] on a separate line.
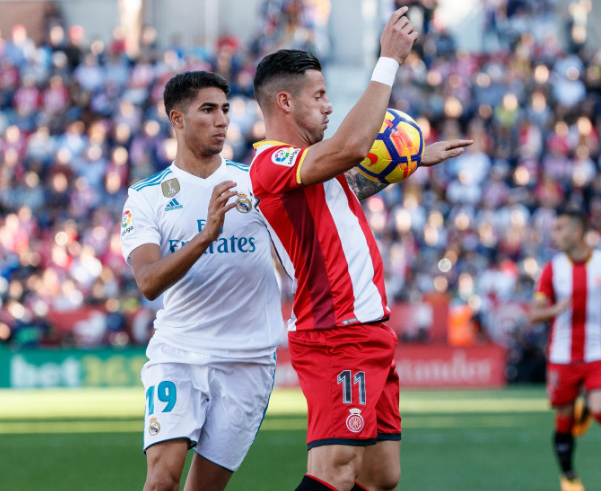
[344, 168, 389, 201]
[345, 139, 474, 200]
[299, 7, 418, 186]
[130, 181, 237, 300]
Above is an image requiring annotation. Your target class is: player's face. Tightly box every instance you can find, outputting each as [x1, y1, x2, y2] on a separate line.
[182, 87, 230, 156]
[552, 215, 581, 252]
[292, 70, 332, 145]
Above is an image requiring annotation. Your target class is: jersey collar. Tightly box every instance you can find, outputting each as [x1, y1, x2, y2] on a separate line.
[253, 140, 294, 149]
[568, 250, 593, 265]
[170, 156, 226, 184]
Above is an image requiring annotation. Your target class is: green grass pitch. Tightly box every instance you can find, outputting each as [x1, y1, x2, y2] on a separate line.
[1, 387, 600, 490]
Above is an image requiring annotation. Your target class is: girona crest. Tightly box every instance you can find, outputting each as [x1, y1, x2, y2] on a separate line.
[346, 408, 364, 433]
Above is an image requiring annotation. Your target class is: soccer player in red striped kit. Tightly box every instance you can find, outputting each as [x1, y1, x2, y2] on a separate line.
[530, 208, 601, 491]
[250, 7, 472, 491]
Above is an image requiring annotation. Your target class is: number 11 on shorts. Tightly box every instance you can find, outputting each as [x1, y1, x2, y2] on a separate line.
[337, 370, 366, 405]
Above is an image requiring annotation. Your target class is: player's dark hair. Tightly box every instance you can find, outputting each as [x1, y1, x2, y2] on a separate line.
[557, 206, 587, 232]
[254, 49, 322, 109]
[163, 71, 230, 116]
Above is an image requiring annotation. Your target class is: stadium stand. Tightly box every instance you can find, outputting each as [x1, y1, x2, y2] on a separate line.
[0, 0, 599, 384]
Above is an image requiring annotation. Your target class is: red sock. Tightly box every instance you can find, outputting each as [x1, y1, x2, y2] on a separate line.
[592, 412, 601, 425]
[556, 415, 574, 434]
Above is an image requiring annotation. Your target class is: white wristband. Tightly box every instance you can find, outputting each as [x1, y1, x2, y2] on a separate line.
[370, 57, 400, 87]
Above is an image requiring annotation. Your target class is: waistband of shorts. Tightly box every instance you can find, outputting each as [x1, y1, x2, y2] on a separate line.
[547, 359, 601, 367]
[149, 332, 277, 363]
[291, 317, 390, 333]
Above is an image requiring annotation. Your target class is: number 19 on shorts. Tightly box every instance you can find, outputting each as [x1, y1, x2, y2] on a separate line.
[337, 370, 366, 405]
[146, 381, 177, 415]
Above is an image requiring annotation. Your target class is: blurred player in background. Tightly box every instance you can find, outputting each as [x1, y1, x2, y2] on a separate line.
[250, 7, 471, 491]
[530, 208, 601, 491]
[120, 71, 283, 491]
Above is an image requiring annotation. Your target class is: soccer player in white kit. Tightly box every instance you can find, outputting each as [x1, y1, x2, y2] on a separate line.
[120, 71, 283, 491]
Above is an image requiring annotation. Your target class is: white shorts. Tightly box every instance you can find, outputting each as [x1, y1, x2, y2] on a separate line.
[141, 338, 276, 471]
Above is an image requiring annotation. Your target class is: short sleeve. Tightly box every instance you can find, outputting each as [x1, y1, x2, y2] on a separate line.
[120, 190, 161, 265]
[250, 145, 309, 195]
[534, 263, 555, 302]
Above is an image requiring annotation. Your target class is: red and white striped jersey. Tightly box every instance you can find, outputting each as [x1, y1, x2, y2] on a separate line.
[250, 140, 390, 332]
[535, 250, 601, 364]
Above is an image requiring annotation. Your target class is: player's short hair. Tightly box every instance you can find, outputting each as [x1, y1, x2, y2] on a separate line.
[254, 49, 322, 110]
[163, 71, 230, 116]
[557, 206, 587, 232]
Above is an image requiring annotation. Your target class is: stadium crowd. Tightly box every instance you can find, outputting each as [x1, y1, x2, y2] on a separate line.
[0, 0, 599, 378]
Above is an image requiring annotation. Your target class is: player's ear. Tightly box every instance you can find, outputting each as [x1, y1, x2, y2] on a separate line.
[275, 91, 293, 114]
[170, 109, 184, 129]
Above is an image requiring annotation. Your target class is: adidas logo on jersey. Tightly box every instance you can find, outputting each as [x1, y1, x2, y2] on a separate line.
[165, 199, 183, 211]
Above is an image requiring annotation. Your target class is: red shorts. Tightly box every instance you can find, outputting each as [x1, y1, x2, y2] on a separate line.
[547, 360, 601, 407]
[288, 323, 402, 449]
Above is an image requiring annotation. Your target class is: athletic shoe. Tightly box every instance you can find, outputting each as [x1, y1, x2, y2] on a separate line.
[560, 475, 585, 491]
[572, 395, 592, 437]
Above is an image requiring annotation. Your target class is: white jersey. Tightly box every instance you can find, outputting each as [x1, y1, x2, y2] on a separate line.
[120, 158, 284, 358]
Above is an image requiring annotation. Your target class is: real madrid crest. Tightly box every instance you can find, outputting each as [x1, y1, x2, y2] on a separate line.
[346, 408, 364, 433]
[148, 417, 161, 436]
[235, 193, 252, 214]
[161, 178, 180, 198]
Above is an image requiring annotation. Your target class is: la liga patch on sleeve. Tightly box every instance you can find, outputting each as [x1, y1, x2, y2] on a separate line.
[121, 209, 136, 237]
[271, 147, 301, 167]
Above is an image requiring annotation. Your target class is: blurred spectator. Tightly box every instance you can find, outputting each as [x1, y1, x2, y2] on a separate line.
[372, 0, 600, 381]
[0, 0, 331, 349]
[0, 0, 599, 370]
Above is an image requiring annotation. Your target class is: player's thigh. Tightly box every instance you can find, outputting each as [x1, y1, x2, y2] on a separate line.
[307, 444, 365, 488]
[183, 453, 233, 491]
[194, 357, 276, 472]
[145, 439, 189, 491]
[142, 361, 208, 451]
[357, 440, 401, 491]
[584, 359, 601, 413]
[547, 363, 582, 408]
[584, 360, 601, 410]
[375, 359, 402, 439]
[588, 389, 601, 414]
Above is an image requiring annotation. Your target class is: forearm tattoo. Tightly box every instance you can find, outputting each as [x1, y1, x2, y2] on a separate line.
[344, 168, 389, 201]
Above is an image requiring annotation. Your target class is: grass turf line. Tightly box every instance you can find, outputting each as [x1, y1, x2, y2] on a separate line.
[2, 387, 601, 491]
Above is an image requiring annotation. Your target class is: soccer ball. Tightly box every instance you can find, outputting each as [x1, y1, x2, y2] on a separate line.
[356, 109, 424, 184]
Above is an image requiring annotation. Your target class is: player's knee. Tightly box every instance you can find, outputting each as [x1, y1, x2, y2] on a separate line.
[364, 464, 400, 491]
[331, 458, 363, 491]
[589, 398, 601, 420]
[375, 471, 400, 491]
[337, 469, 359, 491]
[555, 404, 574, 419]
[309, 446, 364, 490]
[144, 471, 180, 491]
